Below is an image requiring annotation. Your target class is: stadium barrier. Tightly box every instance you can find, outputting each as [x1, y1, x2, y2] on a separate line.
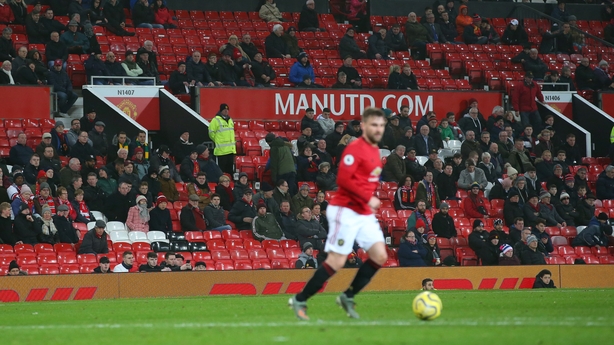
[1, 86, 51, 119]
[197, 88, 503, 121]
[2, 266, 613, 302]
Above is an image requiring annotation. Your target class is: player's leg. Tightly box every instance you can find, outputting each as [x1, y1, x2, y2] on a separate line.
[337, 217, 387, 318]
[290, 205, 357, 320]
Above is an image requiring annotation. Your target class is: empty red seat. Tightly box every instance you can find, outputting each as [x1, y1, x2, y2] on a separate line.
[234, 260, 253, 270]
[229, 249, 249, 260]
[551, 236, 568, 247]
[221, 229, 240, 240]
[248, 248, 267, 260]
[266, 248, 286, 259]
[185, 231, 205, 242]
[39, 265, 60, 275]
[77, 254, 98, 264]
[210, 250, 231, 261]
[207, 239, 226, 250]
[53, 243, 74, 252]
[14, 244, 34, 253]
[34, 243, 54, 253]
[271, 259, 289, 269]
[215, 260, 235, 270]
[284, 248, 302, 260]
[60, 264, 80, 274]
[37, 253, 58, 265]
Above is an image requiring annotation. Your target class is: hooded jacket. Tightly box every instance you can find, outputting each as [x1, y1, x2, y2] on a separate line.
[289, 57, 315, 84]
[455, 5, 473, 35]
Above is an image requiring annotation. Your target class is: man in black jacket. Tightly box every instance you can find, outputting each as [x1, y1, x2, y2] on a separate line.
[367, 27, 390, 60]
[53, 204, 79, 244]
[45, 31, 68, 69]
[228, 189, 257, 230]
[436, 164, 458, 201]
[204, 194, 231, 231]
[431, 202, 456, 238]
[83, 172, 107, 212]
[139, 252, 171, 272]
[102, 0, 135, 36]
[437, 12, 458, 43]
[132, 0, 163, 29]
[339, 27, 367, 60]
[251, 52, 276, 86]
[26, 10, 50, 44]
[79, 220, 109, 254]
[180, 195, 207, 231]
[423, 13, 447, 44]
[48, 59, 77, 116]
[298, 1, 322, 32]
[337, 56, 362, 88]
[0, 27, 16, 63]
[521, 235, 546, 265]
[168, 62, 190, 94]
[104, 52, 126, 85]
[265, 24, 291, 59]
[204, 53, 222, 84]
[103, 182, 131, 222]
[186, 51, 213, 87]
[385, 24, 407, 51]
[41, 8, 67, 35]
[0, 202, 19, 245]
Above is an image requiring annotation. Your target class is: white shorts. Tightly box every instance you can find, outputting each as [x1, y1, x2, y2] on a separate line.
[325, 205, 385, 255]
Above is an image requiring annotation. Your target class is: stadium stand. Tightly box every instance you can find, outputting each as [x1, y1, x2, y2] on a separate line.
[0, 1, 614, 274]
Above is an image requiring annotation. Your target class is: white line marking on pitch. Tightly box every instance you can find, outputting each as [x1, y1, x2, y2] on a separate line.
[0, 319, 611, 331]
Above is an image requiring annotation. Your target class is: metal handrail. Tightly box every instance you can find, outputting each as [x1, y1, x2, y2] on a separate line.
[536, 82, 572, 92]
[89, 76, 158, 85]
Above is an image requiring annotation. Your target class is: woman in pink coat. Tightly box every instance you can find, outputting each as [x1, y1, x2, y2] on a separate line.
[126, 195, 150, 232]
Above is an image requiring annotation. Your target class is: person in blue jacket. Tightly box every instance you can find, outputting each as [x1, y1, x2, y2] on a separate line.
[289, 51, 315, 85]
[398, 229, 427, 267]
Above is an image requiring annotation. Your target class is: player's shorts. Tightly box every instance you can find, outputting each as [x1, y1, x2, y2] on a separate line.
[324, 205, 385, 255]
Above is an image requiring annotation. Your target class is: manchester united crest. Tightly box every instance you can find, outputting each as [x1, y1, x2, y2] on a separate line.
[117, 99, 138, 119]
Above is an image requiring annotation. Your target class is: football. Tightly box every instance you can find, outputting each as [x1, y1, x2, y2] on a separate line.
[412, 291, 443, 321]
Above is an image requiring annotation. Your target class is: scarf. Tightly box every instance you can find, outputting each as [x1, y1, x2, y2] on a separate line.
[223, 185, 235, 204]
[78, 201, 90, 220]
[41, 219, 57, 236]
[541, 202, 553, 211]
[529, 202, 540, 213]
[38, 195, 56, 215]
[193, 182, 210, 196]
[422, 180, 437, 209]
[399, 186, 415, 204]
[2, 69, 14, 84]
[192, 160, 199, 177]
[138, 203, 150, 221]
[242, 196, 253, 207]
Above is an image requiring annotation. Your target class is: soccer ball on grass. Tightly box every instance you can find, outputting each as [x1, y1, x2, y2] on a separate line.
[412, 291, 442, 321]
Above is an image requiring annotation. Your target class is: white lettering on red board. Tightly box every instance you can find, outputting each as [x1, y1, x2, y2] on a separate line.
[275, 93, 433, 117]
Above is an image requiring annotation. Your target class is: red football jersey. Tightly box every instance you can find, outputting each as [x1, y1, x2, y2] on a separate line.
[330, 136, 382, 215]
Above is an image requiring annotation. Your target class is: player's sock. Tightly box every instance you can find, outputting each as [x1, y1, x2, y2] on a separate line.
[344, 259, 381, 298]
[295, 262, 336, 302]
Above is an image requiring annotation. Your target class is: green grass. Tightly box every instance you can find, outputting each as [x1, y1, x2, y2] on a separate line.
[1, 290, 613, 344]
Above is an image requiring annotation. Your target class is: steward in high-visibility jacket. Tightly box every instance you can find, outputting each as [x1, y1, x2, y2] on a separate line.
[208, 104, 236, 156]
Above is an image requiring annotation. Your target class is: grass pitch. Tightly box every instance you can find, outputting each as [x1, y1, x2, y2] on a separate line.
[1, 290, 613, 345]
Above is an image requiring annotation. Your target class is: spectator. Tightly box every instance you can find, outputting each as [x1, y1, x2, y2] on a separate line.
[521, 235, 546, 265]
[84, 49, 109, 85]
[214, 175, 234, 211]
[382, 145, 406, 183]
[0, 60, 14, 84]
[0, 27, 15, 63]
[458, 159, 488, 190]
[186, 171, 210, 210]
[185, 51, 212, 87]
[535, 191, 564, 227]
[77, 219, 108, 254]
[339, 27, 366, 60]
[550, 0, 569, 21]
[0, 0, 14, 24]
[112, 250, 135, 272]
[296, 144, 318, 181]
[61, 20, 88, 54]
[454, 4, 471, 35]
[8, 133, 33, 167]
[13, 202, 42, 245]
[479, 19, 500, 45]
[295, 206, 326, 250]
[0, 203, 15, 244]
[295, 242, 317, 269]
[523, 49, 548, 80]
[463, 182, 489, 219]
[259, 0, 283, 23]
[219, 34, 249, 61]
[298, 0, 322, 32]
[179, 194, 206, 231]
[167, 62, 191, 94]
[424, 12, 447, 44]
[291, 183, 314, 215]
[531, 218, 554, 255]
[157, 165, 178, 203]
[70, 131, 97, 164]
[414, 170, 439, 210]
[102, 52, 126, 85]
[512, 71, 544, 131]
[532, 269, 556, 288]
[501, 19, 528, 46]
[470, 221, 499, 266]
[229, 189, 257, 230]
[139, 252, 166, 272]
[367, 27, 391, 60]
[125, 195, 149, 232]
[25, 9, 49, 45]
[462, 14, 486, 44]
[594, 60, 614, 90]
[252, 199, 284, 241]
[132, 0, 162, 29]
[240, 34, 258, 60]
[100, 0, 133, 36]
[431, 202, 456, 238]
[201, 193, 230, 231]
[554, 22, 575, 55]
[405, 12, 428, 60]
[391, 176, 414, 211]
[53, 204, 80, 244]
[385, 24, 407, 52]
[498, 244, 520, 265]
[251, 52, 275, 86]
[152, 0, 175, 28]
[148, 194, 172, 232]
[70, 188, 93, 223]
[398, 229, 427, 267]
[596, 165, 614, 200]
[103, 181, 131, 222]
[460, 131, 482, 161]
[575, 57, 595, 90]
[136, 49, 158, 85]
[437, 11, 458, 43]
[120, 50, 145, 84]
[14, 60, 41, 85]
[265, 24, 290, 59]
[572, 220, 612, 248]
